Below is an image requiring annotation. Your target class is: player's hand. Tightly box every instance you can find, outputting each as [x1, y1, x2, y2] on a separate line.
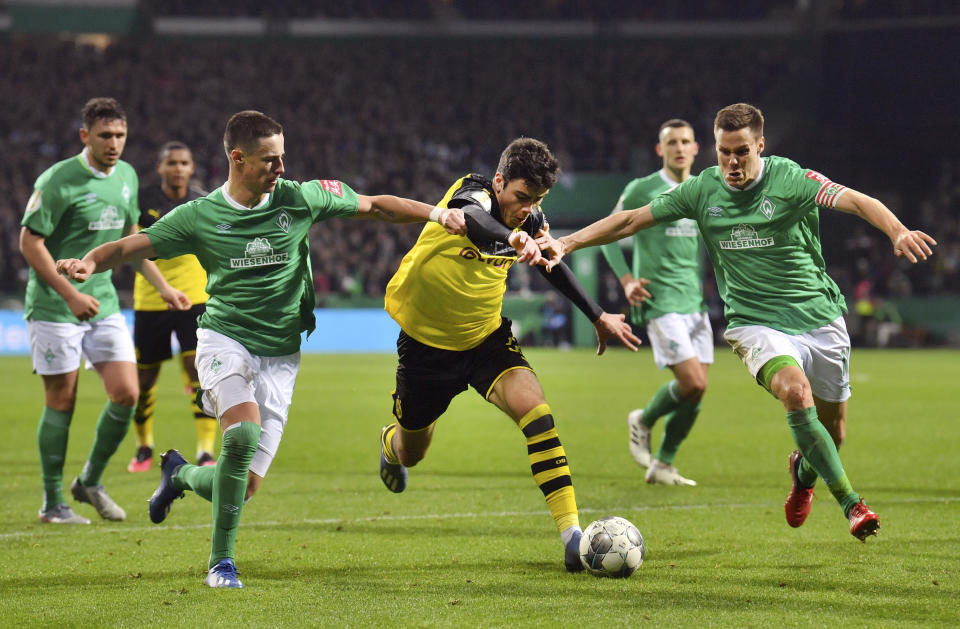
[56, 258, 94, 282]
[893, 230, 936, 263]
[593, 312, 641, 355]
[161, 287, 192, 311]
[535, 228, 566, 272]
[622, 277, 652, 306]
[509, 230, 543, 266]
[438, 207, 467, 236]
[66, 292, 99, 321]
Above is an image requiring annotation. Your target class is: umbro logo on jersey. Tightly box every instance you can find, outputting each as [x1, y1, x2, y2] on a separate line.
[216, 224, 232, 231]
[708, 206, 723, 217]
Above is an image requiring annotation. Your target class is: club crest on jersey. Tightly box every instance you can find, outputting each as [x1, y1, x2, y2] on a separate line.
[121, 183, 131, 204]
[719, 224, 774, 250]
[759, 196, 776, 220]
[88, 206, 125, 231]
[275, 210, 292, 233]
[230, 237, 290, 268]
[319, 180, 343, 197]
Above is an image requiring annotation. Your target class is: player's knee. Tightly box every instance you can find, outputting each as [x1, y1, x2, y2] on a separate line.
[111, 388, 138, 408]
[778, 381, 808, 409]
[677, 378, 707, 401]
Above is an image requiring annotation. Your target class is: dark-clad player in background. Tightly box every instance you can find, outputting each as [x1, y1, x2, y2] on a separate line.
[128, 141, 218, 473]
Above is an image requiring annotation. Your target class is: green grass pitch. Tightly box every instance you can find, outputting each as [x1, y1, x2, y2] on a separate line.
[1, 348, 957, 627]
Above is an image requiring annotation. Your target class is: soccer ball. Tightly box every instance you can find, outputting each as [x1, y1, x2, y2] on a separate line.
[579, 516, 645, 578]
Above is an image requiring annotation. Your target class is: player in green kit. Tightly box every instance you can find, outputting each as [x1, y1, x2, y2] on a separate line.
[538, 103, 936, 542]
[19, 97, 190, 525]
[56, 110, 467, 588]
[600, 119, 710, 486]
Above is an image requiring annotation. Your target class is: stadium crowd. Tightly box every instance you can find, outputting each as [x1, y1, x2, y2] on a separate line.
[0, 35, 955, 341]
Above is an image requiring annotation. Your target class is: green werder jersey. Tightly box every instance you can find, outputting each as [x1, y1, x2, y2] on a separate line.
[143, 179, 359, 356]
[650, 156, 848, 335]
[601, 169, 706, 324]
[22, 151, 139, 322]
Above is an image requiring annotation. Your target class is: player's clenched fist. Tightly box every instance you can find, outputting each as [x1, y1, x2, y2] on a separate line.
[56, 258, 95, 282]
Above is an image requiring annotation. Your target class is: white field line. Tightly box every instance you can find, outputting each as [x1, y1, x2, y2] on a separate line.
[1, 495, 957, 541]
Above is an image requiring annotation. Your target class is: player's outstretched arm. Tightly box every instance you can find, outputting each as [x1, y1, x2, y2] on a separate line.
[537, 261, 642, 354]
[56, 232, 157, 282]
[833, 189, 936, 263]
[537, 205, 658, 271]
[356, 195, 466, 235]
[593, 312, 641, 356]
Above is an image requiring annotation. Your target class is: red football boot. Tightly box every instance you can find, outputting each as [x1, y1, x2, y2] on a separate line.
[848, 499, 881, 542]
[785, 450, 815, 527]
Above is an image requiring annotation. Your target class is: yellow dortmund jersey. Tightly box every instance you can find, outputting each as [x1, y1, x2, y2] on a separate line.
[385, 175, 544, 350]
[133, 184, 208, 310]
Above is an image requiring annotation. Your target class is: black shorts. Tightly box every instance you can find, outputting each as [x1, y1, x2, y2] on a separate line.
[134, 304, 206, 365]
[392, 317, 533, 431]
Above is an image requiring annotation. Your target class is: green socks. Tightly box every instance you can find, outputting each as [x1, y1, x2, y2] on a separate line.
[80, 401, 134, 486]
[656, 399, 701, 465]
[38, 407, 73, 510]
[210, 421, 261, 569]
[174, 463, 216, 502]
[642, 380, 681, 428]
[787, 407, 860, 516]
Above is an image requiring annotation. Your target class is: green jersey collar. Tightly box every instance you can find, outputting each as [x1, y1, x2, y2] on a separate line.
[78, 148, 114, 178]
[220, 183, 272, 211]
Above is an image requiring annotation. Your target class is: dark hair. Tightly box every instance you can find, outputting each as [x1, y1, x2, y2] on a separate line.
[158, 140, 191, 163]
[714, 103, 764, 137]
[81, 97, 126, 129]
[659, 118, 694, 135]
[496, 137, 560, 190]
[223, 110, 283, 155]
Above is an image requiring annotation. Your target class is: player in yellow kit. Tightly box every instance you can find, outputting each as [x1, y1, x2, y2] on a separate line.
[128, 141, 218, 472]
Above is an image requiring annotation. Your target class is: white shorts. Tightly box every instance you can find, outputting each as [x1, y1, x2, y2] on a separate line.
[28, 313, 136, 375]
[646, 311, 714, 369]
[195, 328, 301, 478]
[723, 317, 851, 403]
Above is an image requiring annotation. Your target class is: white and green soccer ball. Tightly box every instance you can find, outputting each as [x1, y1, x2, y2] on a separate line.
[579, 516, 645, 578]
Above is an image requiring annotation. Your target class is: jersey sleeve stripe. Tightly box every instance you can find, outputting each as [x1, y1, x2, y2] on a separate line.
[815, 181, 848, 208]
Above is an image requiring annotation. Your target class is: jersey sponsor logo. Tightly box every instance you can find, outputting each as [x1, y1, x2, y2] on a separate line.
[664, 218, 699, 237]
[88, 206, 125, 231]
[458, 246, 515, 269]
[230, 237, 290, 268]
[319, 180, 343, 197]
[718, 224, 775, 250]
[26, 189, 42, 213]
[805, 170, 830, 185]
[275, 210, 292, 233]
[759, 196, 776, 220]
[707, 206, 723, 217]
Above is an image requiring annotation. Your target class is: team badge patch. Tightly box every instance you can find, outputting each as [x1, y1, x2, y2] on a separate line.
[25, 189, 42, 213]
[319, 180, 343, 197]
[805, 170, 830, 185]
